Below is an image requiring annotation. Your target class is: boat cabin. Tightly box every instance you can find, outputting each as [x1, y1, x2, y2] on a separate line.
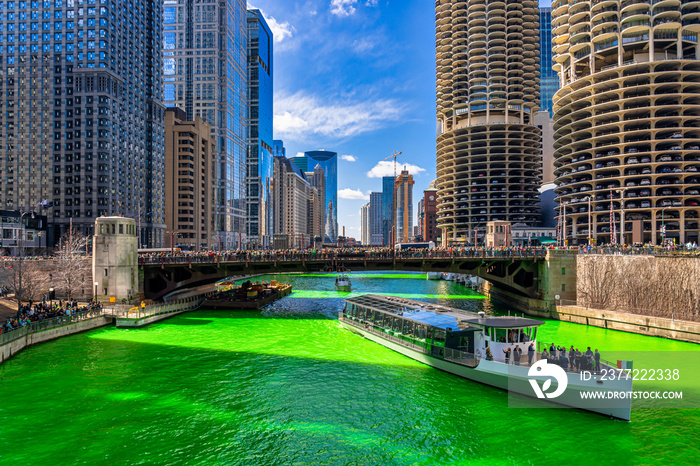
[343, 295, 543, 364]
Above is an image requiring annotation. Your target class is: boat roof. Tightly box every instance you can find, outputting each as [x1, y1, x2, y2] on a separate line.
[344, 294, 544, 329]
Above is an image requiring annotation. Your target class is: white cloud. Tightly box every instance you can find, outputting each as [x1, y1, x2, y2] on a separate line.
[366, 161, 426, 178]
[274, 91, 404, 141]
[330, 0, 357, 16]
[340, 154, 357, 162]
[330, 0, 377, 16]
[338, 188, 370, 200]
[248, 5, 294, 43]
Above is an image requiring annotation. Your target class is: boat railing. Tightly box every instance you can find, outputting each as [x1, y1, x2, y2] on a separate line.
[339, 312, 479, 368]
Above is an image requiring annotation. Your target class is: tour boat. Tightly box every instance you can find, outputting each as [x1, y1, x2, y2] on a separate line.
[339, 295, 633, 421]
[426, 272, 443, 280]
[335, 274, 352, 292]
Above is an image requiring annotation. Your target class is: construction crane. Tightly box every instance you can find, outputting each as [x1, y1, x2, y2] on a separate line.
[383, 150, 403, 180]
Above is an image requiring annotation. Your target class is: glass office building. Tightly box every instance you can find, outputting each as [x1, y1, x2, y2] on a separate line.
[163, 0, 248, 249]
[0, 0, 166, 247]
[303, 150, 337, 243]
[381, 176, 395, 245]
[539, 7, 558, 117]
[246, 9, 273, 247]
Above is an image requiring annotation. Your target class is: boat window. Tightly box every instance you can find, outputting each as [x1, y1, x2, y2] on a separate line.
[374, 312, 384, 327]
[404, 321, 415, 338]
[393, 317, 402, 333]
[417, 325, 427, 340]
[433, 328, 446, 343]
[495, 328, 507, 343]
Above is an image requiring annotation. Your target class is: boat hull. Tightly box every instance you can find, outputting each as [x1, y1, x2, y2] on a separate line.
[340, 319, 632, 421]
[335, 286, 351, 292]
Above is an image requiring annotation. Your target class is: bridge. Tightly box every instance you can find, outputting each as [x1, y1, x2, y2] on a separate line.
[138, 250, 572, 304]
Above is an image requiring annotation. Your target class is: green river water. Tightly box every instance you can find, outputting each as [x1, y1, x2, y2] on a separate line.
[0, 272, 698, 465]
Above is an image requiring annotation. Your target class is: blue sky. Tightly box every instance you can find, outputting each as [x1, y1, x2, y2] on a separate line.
[249, 0, 437, 239]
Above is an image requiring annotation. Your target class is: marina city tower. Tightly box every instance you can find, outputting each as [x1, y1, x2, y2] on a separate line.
[551, 0, 700, 245]
[435, 0, 543, 246]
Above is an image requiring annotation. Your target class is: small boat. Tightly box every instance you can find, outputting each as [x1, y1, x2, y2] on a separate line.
[426, 272, 443, 280]
[335, 274, 352, 292]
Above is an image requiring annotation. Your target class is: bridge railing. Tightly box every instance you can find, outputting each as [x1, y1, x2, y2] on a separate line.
[138, 249, 550, 266]
[0, 307, 106, 346]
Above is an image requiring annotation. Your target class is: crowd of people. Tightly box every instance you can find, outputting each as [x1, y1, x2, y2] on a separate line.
[1, 299, 103, 334]
[541, 343, 601, 372]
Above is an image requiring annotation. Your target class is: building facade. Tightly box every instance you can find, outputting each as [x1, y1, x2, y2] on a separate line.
[163, 0, 248, 249]
[395, 170, 414, 244]
[0, 0, 166, 247]
[435, 0, 542, 246]
[539, 7, 559, 116]
[550, 0, 700, 245]
[272, 140, 286, 157]
[246, 10, 273, 248]
[164, 108, 215, 251]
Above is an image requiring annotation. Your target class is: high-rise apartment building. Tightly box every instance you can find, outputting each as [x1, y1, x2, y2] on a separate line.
[550, 0, 700, 245]
[395, 170, 414, 244]
[360, 203, 370, 246]
[0, 0, 166, 247]
[246, 9, 273, 248]
[539, 7, 559, 116]
[435, 0, 542, 246]
[381, 176, 395, 246]
[369, 191, 383, 245]
[163, 0, 248, 249]
[164, 108, 215, 251]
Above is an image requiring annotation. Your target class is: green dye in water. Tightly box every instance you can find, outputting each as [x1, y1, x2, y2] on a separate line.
[0, 274, 698, 465]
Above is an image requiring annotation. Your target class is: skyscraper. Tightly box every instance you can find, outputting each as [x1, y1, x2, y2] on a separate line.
[395, 170, 414, 244]
[381, 176, 395, 246]
[272, 156, 316, 248]
[435, 0, 542, 246]
[550, 1, 700, 245]
[272, 140, 286, 158]
[360, 203, 370, 246]
[164, 108, 215, 251]
[421, 187, 439, 243]
[0, 0, 166, 247]
[163, 0, 248, 249]
[305, 164, 325, 241]
[369, 192, 383, 246]
[304, 150, 338, 243]
[539, 7, 559, 117]
[246, 9, 273, 248]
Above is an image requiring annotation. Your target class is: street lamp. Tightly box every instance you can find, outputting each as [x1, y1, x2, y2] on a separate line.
[94, 281, 99, 301]
[15, 210, 35, 312]
[613, 187, 628, 245]
[166, 230, 179, 254]
[661, 206, 669, 245]
[583, 196, 593, 246]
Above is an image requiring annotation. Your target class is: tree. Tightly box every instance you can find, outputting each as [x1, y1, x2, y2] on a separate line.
[0, 260, 51, 311]
[53, 228, 91, 299]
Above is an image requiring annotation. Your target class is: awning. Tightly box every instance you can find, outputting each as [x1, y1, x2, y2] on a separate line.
[532, 236, 557, 244]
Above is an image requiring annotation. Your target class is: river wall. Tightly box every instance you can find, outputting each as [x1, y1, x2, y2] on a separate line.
[0, 316, 113, 365]
[576, 254, 700, 321]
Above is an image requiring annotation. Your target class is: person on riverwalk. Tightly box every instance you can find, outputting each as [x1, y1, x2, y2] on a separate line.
[513, 346, 522, 365]
[528, 343, 535, 365]
[503, 347, 511, 364]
